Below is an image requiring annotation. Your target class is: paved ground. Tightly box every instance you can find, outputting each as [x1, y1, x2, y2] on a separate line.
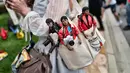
[78, 2, 108, 72]
[85, 6, 130, 73]
[104, 8, 130, 73]
[119, 8, 130, 46]
[72, 12, 108, 73]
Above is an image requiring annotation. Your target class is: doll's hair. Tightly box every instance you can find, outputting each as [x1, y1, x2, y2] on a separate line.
[46, 18, 54, 24]
[82, 6, 89, 13]
[60, 16, 68, 22]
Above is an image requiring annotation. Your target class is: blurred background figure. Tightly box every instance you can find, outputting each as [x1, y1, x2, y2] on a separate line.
[104, 0, 122, 25]
[101, 0, 106, 19]
[117, 0, 127, 10]
[89, 0, 104, 31]
[123, 0, 130, 30]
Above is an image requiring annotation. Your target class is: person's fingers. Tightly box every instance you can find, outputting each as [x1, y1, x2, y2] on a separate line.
[5, 1, 10, 8]
[11, 0, 17, 3]
[5, 4, 10, 8]
[6, 0, 15, 6]
[9, 5, 15, 9]
[11, 0, 21, 4]
[19, 0, 26, 3]
[6, 0, 15, 9]
[20, 0, 25, 2]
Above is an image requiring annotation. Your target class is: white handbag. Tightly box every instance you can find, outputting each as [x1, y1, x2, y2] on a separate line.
[58, 37, 93, 70]
[83, 26, 101, 50]
[83, 26, 105, 58]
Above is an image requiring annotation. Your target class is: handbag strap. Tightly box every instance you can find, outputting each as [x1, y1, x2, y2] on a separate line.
[15, 32, 34, 63]
[26, 32, 35, 50]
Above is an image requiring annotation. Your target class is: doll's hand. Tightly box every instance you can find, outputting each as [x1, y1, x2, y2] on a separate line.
[66, 45, 74, 51]
[68, 47, 74, 51]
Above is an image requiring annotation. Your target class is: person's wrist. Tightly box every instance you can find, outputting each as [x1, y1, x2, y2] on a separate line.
[21, 7, 30, 17]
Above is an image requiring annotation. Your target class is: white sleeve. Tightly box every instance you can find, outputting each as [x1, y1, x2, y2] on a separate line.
[33, 0, 49, 17]
[21, 0, 70, 36]
[21, 11, 49, 36]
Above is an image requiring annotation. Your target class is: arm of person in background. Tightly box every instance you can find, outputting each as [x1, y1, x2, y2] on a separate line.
[69, 0, 73, 12]
[106, 0, 111, 6]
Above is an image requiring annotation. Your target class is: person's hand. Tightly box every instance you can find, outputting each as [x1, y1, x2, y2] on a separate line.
[6, 0, 30, 16]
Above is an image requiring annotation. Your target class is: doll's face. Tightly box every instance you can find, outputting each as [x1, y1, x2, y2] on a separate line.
[84, 10, 89, 15]
[47, 22, 53, 28]
[62, 19, 69, 26]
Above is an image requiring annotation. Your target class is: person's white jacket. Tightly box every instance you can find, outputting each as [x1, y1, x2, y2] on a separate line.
[20, 0, 86, 73]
